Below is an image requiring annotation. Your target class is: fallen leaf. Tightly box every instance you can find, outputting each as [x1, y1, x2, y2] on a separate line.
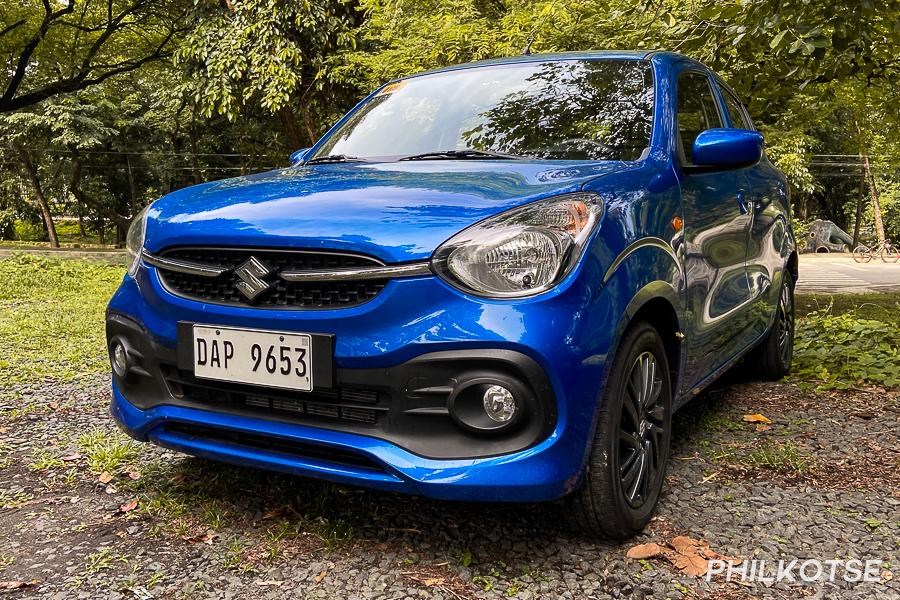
[48, 402, 59, 410]
[314, 570, 327, 584]
[60, 453, 82, 461]
[626, 542, 667, 559]
[98, 471, 114, 484]
[672, 536, 707, 556]
[262, 505, 295, 520]
[883, 570, 894, 582]
[755, 424, 772, 432]
[672, 553, 709, 577]
[127, 470, 141, 481]
[423, 577, 445, 586]
[182, 531, 219, 545]
[118, 499, 138, 513]
[0, 580, 38, 590]
[105, 484, 118, 494]
[742, 413, 772, 424]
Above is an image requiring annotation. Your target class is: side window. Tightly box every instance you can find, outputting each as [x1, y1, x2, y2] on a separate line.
[676, 72, 723, 165]
[720, 86, 752, 130]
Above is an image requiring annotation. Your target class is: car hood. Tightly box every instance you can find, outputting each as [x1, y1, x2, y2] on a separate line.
[145, 160, 631, 263]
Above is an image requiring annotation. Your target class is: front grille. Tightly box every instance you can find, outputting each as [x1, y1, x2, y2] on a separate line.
[161, 423, 384, 471]
[156, 247, 387, 309]
[162, 366, 384, 426]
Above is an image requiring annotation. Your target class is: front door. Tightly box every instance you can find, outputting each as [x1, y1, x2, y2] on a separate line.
[675, 69, 754, 391]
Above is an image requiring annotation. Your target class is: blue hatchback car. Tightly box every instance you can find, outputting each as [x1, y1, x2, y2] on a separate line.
[107, 50, 797, 539]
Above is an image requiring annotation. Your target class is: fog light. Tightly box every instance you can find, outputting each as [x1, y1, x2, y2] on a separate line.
[483, 385, 516, 423]
[110, 340, 128, 376]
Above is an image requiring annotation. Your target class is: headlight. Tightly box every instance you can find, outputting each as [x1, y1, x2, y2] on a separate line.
[125, 206, 149, 277]
[432, 192, 604, 298]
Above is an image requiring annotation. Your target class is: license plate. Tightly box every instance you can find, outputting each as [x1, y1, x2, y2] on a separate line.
[192, 325, 313, 392]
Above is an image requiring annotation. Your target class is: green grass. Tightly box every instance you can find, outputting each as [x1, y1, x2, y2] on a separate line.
[0, 254, 124, 384]
[796, 293, 900, 327]
[745, 441, 812, 472]
[77, 429, 142, 474]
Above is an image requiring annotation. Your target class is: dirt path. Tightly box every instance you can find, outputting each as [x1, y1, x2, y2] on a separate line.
[0, 375, 897, 599]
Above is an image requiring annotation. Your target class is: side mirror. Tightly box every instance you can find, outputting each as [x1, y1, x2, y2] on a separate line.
[691, 129, 763, 168]
[289, 148, 311, 164]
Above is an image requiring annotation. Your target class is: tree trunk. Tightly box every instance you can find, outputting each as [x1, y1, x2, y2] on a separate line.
[852, 174, 865, 248]
[862, 153, 885, 244]
[20, 151, 59, 247]
[68, 153, 131, 230]
[855, 119, 885, 244]
[126, 154, 138, 215]
[279, 105, 307, 149]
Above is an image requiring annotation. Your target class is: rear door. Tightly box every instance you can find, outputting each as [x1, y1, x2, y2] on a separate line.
[675, 68, 755, 389]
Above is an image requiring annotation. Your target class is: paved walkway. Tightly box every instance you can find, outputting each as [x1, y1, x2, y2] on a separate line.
[797, 253, 900, 293]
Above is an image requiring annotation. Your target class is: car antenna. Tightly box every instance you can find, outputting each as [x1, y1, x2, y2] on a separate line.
[523, 32, 537, 55]
[521, 0, 558, 55]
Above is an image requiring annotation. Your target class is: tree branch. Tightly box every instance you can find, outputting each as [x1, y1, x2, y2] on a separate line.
[0, 0, 76, 105]
[0, 18, 26, 38]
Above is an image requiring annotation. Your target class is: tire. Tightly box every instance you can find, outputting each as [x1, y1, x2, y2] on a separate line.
[880, 244, 900, 263]
[852, 245, 872, 263]
[565, 322, 672, 540]
[747, 270, 795, 380]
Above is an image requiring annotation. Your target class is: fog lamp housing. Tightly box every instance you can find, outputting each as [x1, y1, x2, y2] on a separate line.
[449, 377, 524, 433]
[109, 338, 130, 378]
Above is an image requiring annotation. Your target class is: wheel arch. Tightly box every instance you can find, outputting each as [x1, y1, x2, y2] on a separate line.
[615, 281, 685, 401]
[786, 251, 798, 284]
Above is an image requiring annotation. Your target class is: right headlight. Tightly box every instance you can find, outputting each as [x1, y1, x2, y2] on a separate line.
[432, 192, 604, 298]
[125, 205, 149, 277]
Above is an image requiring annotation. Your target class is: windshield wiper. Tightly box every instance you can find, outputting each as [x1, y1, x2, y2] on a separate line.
[398, 149, 527, 161]
[305, 154, 364, 164]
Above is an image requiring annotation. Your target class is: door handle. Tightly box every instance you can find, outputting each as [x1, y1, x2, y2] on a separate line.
[737, 191, 749, 215]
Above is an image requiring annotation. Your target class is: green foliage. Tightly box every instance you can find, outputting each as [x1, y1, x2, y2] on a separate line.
[793, 303, 900, 389]
[0, 254, 124, 384]
[175, 0, 358, 124]
[12, 220, 46, 242]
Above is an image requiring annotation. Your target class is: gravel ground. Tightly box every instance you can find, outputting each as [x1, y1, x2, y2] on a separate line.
[0, 374, 897, 599]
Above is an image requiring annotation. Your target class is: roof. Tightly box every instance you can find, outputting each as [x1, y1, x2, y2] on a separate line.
[403, 50, 697, 80]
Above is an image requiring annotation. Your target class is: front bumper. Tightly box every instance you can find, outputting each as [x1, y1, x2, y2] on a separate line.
[106, 258, 621, 502]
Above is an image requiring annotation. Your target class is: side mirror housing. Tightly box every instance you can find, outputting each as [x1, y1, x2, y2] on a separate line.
[691, 129, 763, 168]
[289, 148, 311, 164]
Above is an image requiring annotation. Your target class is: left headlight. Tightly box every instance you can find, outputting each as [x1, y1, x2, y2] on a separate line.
[432, 192, 604, 298]
[125, 206, 149, 277]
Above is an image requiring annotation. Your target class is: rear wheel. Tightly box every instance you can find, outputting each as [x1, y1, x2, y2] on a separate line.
[880, 243, 900, 263]
[565, 322, 672, 540]
[853, 245, 872, 263]
[748, 271, 794, 380]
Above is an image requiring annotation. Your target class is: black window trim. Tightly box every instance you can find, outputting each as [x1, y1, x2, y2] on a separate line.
[715, 80, 754, 131]
[674, 67, 725, 168]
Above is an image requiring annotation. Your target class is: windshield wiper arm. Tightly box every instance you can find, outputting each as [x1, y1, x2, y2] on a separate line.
[305, 154, 364, 164]
[398, 149, 527, 161]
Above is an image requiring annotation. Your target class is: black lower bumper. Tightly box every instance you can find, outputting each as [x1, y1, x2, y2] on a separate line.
[106, 311, 557, 459]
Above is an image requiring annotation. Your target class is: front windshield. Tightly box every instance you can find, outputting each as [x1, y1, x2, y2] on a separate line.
[311, 59, 655, 162]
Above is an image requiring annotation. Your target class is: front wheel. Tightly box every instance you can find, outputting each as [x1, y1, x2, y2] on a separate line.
[880, 244, 900, 263]
[853, 245, 872, 263]
[565, 322, 672, 540]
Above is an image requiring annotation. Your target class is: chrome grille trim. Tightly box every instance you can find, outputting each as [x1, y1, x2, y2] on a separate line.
[279, 262, 431, 282]
[142, 250, 228, 277]
[141, 249, 431, 282]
